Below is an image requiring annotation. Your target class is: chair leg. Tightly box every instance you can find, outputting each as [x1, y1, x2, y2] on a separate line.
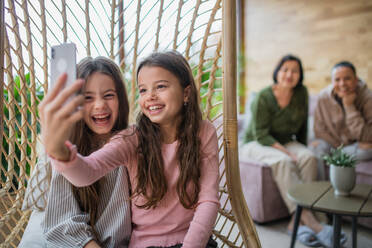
[290, 205, 302, 248]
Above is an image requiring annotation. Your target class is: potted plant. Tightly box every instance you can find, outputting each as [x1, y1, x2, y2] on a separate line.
[323, 146, 357, 196]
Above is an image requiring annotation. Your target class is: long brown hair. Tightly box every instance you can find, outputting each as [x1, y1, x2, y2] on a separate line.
[70, 56, 129, 239]
[134, 51, 202, 209]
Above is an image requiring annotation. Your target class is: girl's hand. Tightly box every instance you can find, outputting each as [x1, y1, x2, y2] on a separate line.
[38, 73, 84, 161]
[84, 240, 101, 248]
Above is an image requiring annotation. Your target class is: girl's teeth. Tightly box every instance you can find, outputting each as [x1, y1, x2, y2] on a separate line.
[94, 114, 109, 118]
[149, 106, 161, 110]
[92, 114, 110, 123]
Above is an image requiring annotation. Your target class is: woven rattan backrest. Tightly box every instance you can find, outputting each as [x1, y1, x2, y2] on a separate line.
[0, 0, 260, 247]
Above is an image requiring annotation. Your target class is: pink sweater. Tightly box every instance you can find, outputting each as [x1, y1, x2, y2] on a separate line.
[52, 120, 220, 248]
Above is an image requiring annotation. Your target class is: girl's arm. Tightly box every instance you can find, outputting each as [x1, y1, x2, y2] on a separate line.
[39, 74, 85, 161]
[40, 75, 133, 186]
[84, 241, 101, 248]
[43, 170, 98, 247]
[51, 131, 134, 187]
[182, 120, 220, 248]
[43, 167, 132, 248]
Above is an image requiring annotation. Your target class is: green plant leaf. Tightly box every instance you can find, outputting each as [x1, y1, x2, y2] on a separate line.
[322, 145, 356, 168]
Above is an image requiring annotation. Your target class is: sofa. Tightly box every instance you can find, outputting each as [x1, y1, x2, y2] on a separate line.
[238, 94, 372, 228]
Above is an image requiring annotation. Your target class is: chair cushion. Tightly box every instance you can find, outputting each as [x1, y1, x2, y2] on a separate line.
[18, 210, 47, 247]
[356, 161, 372, 185]
[22, 140, 51, 211]
[239, 158, 289, 223]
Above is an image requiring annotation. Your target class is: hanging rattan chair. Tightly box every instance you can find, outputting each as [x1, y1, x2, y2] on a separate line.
[0, 0, 260, 247]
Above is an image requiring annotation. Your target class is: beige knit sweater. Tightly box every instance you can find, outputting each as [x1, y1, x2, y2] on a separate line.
[314, 80, 372, 147]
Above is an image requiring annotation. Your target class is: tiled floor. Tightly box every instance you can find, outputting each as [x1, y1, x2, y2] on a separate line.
[255, 218, 372, 248]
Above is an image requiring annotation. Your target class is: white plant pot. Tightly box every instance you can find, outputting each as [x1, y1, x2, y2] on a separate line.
[330, 164, 356, 196]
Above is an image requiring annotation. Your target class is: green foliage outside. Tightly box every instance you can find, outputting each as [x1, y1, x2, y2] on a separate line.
[192, 60, 223, 120]
[323, 145, 357, 168]
[2, 73, 44, 187]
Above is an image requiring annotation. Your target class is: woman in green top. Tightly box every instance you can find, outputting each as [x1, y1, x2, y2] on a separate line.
[241, 55, 324, 244]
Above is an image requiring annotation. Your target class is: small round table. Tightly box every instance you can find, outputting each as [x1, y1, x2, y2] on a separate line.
[287, 181, 372, 248]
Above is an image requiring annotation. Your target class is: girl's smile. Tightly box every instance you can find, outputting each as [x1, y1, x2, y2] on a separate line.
[138, 66, 187, 122]
[83, 72, 119, 135]
[91, 113, 111, 126]
[138, 66, 189, 137]
[147, 104, 165, 113]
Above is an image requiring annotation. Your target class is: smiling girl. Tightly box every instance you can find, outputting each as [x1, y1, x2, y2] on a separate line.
[39, 51, 219, 248]
[37, 57, 131, 248]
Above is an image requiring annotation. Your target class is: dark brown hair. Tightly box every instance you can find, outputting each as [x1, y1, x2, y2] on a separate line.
[70, 56, 129, 239]
[273, 54, 304, 88]
[332, 61, 356, 76]
[134, 51, 202, 209]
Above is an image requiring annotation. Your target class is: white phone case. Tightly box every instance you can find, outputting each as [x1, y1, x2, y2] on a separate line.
[50, 43, 76, 89]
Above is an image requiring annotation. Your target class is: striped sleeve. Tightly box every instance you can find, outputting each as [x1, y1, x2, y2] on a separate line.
[42, 170, 95, 247]
[42, 166, 132, 248]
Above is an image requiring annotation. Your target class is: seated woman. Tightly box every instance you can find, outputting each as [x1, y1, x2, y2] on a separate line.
[19, 56, 131, 248]
[240, 54, 334, 246]
[311, 61, 372, 180]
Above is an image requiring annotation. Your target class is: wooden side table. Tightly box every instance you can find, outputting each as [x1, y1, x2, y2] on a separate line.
[287, 181, 372, 248]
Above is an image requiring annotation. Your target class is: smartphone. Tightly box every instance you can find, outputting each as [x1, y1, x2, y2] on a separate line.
[49, 43, 77, 90]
